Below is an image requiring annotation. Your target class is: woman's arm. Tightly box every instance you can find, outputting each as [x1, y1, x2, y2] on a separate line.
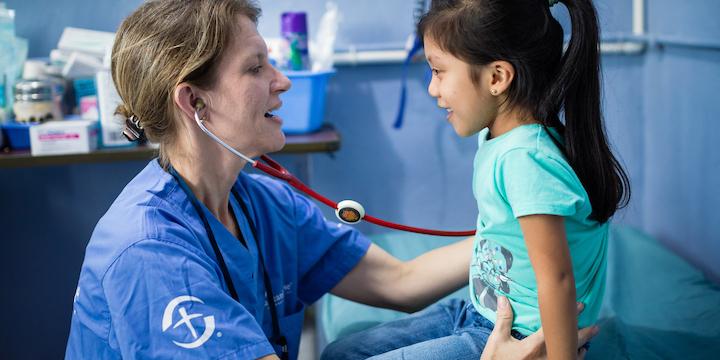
[519, 214, 577, 360]
[330, 237, 474, 313]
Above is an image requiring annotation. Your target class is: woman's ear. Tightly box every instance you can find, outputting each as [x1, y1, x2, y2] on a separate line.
[173, 83, 204, 123]
[488, 61, 515, 96]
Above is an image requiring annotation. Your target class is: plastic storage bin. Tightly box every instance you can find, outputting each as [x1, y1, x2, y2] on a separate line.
[277, 69, 335, 134]
[1, 121, 37, 150]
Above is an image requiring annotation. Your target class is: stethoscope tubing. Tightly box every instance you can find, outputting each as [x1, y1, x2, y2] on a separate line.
[255, 156, 475, 237]
[195, 110, 476, 237]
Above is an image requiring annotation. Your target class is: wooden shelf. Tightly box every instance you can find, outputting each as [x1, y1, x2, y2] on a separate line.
[0, 124, 340, 168]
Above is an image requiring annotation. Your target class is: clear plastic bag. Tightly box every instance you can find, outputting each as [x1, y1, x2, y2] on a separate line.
[310, 2, 340, 72]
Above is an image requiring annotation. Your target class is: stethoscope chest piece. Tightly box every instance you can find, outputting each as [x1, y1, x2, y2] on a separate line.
[335, 200, 365, 224]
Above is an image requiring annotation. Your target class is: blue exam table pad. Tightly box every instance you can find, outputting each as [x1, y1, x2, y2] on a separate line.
[318, 226, 720, 359]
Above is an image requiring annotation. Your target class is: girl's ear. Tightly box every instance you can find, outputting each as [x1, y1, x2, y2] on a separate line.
[488, 61, 515, 96]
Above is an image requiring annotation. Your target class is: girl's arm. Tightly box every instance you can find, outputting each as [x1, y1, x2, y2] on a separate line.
[519, 214, 577, 360]
[330, 237, 474, 313]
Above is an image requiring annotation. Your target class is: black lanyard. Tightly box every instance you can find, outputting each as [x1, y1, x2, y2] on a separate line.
[169, 167, 288, 360]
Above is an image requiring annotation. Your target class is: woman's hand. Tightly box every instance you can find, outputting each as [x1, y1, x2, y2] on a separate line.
[480, 297, 599, 360]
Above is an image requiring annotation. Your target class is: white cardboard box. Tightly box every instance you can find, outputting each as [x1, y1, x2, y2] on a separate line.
[30, 120, 98, 156]
[96, 70, 131, 147]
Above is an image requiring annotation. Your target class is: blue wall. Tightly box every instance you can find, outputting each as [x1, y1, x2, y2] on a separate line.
[1, 0, 718, 358]
[641, 0, 720, 286]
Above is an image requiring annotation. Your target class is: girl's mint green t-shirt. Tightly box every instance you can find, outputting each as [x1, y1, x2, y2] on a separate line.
[469, 124, 608, 336]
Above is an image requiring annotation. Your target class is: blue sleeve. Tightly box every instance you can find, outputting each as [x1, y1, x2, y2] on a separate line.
[497, 148, 587, 218]
[291, 191, 372, 304]
[102, 238, 276, 360]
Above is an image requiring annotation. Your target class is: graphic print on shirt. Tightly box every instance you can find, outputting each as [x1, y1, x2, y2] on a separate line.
[472, 239, 514, 311]
[162, 295, 217, 349]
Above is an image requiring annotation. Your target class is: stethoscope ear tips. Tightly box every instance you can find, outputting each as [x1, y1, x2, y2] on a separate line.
[195, 98, 206, 111]
[335, 200, 365, 224]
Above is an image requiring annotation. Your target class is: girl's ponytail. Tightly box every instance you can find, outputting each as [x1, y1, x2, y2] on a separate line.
[543, 0, 630, 223]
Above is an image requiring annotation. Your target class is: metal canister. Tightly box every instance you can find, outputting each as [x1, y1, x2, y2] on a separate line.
[13, 79, 63, 123]
[281, 12, 310, 71]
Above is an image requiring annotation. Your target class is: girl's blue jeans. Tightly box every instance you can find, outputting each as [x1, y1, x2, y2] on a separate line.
[321, 298, 498, 360]
[322, 298, 590, 360]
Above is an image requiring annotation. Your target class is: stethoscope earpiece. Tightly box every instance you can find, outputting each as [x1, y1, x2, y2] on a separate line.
[195, 98, 206, 111]
[335, 200, 365, 224]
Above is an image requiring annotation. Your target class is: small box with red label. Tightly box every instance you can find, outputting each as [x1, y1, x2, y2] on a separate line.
[29, 120, 98, 156]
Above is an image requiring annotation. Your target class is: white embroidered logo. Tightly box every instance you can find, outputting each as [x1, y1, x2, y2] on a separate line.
[161, 296, 216, 349]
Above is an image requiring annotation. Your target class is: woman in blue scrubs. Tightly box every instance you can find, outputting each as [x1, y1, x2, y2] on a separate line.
[65, 1, 595, 359]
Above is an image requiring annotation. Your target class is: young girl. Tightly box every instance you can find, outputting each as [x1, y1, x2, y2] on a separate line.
[322, 0, 629, 359]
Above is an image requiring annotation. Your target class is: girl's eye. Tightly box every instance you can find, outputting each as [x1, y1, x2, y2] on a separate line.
[431, 68, 439, 76]
[250, 65, 263, 74]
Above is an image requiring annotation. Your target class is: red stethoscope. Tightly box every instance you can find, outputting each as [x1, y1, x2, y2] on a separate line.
[194, 102, 475, 237]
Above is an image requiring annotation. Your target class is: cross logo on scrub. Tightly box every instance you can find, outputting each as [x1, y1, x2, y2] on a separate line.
[162, 296, 217, 349]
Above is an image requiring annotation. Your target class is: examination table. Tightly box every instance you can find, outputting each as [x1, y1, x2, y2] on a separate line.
[317, 226, 720, 359]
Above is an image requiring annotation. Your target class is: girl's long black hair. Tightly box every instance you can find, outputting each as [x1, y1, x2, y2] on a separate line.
[418, 0, 630, 223]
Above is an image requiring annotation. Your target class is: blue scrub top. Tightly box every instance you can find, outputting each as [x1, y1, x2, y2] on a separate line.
[65, 160, 371, 359]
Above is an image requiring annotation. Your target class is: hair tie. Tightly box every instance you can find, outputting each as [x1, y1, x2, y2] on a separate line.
[549, 0, 560, 7]
[122, 115, 145, 142]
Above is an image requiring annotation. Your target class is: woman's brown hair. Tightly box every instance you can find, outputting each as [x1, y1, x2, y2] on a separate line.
[112, 0, 260, 167]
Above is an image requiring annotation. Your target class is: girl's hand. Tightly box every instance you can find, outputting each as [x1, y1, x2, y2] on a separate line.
[479, 297, 599, 360]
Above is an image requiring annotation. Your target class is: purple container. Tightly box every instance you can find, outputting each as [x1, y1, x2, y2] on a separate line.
[281, 12, 308, 34]
[281, 12, 310, 71]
